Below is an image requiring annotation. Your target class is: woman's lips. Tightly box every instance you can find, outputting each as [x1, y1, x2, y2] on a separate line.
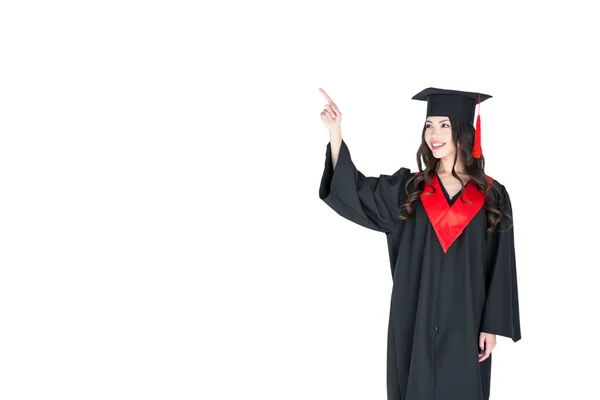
[432, 143, 446, 150]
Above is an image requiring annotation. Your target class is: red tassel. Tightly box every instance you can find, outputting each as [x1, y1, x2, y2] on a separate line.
[472, 92, 482, 158]
[472, 114, 482, 158]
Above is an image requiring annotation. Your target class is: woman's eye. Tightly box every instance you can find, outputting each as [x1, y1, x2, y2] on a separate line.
[426, 123, 449, 128]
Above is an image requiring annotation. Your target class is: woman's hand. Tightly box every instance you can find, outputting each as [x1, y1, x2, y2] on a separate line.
[478, 332, 496, 362]
[319, 88, 342, 132]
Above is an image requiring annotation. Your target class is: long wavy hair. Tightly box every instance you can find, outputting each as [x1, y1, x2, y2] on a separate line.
[398, 117, 510, 233]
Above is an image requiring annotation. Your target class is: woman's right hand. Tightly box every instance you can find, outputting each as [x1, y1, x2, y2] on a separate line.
[319, 88, 342, 132]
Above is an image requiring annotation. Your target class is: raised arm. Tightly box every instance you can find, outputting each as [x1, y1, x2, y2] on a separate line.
[318, 88, 409, 233]
[319, 87, 343, 167]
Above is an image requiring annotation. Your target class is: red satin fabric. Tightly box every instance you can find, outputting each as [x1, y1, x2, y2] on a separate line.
[420, 174, 493, 253]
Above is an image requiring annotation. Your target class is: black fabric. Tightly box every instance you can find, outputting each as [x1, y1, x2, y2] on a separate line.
[319, 139, 521, 400]
[436, 172, 463, 207]
[412, 87, 492, 122]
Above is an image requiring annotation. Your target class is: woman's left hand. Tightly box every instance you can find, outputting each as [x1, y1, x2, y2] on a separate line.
[478, 332, 496, 362]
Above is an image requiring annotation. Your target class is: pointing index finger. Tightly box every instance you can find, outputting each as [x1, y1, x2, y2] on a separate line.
[319, 88, 335, 105]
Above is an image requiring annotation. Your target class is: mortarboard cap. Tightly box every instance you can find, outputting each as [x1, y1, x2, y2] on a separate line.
[412, 87, 492, 158]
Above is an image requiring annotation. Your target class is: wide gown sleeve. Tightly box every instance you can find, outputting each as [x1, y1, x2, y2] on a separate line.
[318, 139, 409, 233]
[480, 184, 522, 342]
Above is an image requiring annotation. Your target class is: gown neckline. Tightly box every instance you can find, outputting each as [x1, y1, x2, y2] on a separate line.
[435, 172, 471, 206]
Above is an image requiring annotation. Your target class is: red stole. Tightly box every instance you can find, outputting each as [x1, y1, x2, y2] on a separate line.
[419, 173, 493, 253]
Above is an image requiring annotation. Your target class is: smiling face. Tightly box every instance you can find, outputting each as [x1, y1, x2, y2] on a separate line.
[424, 116, 456, 159]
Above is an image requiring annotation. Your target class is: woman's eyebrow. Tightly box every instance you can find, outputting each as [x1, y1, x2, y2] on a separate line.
[425, 119, 449, 123]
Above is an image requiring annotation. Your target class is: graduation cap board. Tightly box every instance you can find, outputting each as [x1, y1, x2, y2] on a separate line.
[412, 87, 494, 253]
[412, 87, 492, 158]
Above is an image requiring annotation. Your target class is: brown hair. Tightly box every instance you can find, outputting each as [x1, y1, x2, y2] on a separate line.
[398, 117, 511, 233]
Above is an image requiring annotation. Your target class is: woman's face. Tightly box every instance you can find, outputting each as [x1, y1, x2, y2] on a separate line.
[424, 116, 456, 159]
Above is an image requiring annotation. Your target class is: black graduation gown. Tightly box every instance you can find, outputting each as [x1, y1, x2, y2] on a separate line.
[318, 140, 521, 400]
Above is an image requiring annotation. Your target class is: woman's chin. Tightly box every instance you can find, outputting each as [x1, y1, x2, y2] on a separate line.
[431, 151, 454, 160]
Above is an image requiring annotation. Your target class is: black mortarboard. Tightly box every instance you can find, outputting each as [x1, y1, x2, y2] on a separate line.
[412, 87, 492, 158]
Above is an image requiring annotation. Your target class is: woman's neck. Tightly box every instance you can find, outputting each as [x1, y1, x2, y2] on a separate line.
[436, 157, 467, 175]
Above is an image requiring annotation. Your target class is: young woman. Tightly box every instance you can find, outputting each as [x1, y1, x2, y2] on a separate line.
[318, 87, 521, 400]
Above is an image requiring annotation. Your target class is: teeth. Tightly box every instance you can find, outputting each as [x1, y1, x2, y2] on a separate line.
[433, 143, 445, 148]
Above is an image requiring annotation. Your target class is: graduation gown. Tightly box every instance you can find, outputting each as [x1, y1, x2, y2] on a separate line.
[319, 139, 521, 400]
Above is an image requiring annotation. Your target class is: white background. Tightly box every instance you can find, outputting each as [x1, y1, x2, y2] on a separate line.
[1, 1, 598, 399]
